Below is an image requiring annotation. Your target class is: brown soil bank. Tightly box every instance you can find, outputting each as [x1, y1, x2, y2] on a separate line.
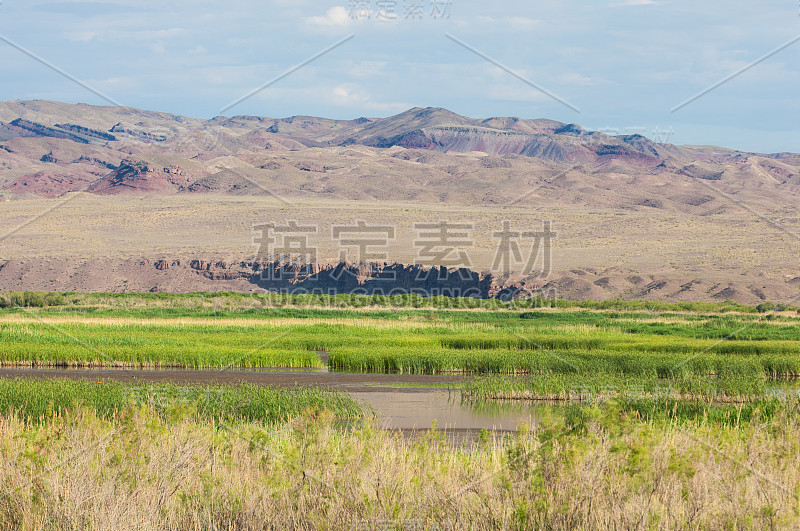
[0, 257, 793, 304]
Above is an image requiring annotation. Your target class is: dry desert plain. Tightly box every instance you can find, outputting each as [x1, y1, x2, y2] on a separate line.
[0, 194, 798, 303]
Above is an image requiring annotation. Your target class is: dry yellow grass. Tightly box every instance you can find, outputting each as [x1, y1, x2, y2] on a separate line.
[0, 314, 445, 330]
[0, 313, 508, 335]
[0, 407, 797, 530]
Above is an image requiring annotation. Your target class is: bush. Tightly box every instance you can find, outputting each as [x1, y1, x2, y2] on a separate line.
[0, 292, 67, 308]
[756, 302, 775, 313]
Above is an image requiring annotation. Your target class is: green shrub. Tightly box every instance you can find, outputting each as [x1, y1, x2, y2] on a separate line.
[756, 302, 775, 313]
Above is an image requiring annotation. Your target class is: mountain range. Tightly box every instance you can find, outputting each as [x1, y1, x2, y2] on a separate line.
[1, 100, 798, 212]
[1, 100, 799, 303]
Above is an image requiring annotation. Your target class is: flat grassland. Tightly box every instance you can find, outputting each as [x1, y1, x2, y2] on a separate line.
[1, 294, 798, 381]
[2, 292, 800, 413]
[2, 294, 800, 528]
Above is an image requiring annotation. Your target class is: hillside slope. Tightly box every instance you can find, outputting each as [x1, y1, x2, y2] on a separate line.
[1, 100, 798, 213]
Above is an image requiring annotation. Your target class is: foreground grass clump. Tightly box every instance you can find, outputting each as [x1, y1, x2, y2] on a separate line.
[0, 402, 797, 529]
[0, 378, 362, 423]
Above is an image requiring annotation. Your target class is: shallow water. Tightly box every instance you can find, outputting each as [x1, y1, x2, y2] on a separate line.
[351, 390, 535, 431]
[0, 367, 535, 432]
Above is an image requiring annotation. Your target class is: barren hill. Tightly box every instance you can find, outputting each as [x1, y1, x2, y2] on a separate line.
[1, 100, 800, 303]
[0, 100, 798, 211]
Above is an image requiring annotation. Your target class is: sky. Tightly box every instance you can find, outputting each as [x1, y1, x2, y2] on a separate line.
[0, 0, 798, 153]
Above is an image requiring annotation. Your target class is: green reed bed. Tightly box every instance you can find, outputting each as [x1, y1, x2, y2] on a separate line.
[4, 305, 800, 372]
[0, 321, 327, 368]
[463, 374, 800, 426]
[437, 332, 800, 356]
[461, 373, 777, 402]
[328, 345, 800, 377]
[0, 290, 760, 313]
[620, 397, 791, 424]
[0, 378, 363, 423]
[548, 396, 794, 426]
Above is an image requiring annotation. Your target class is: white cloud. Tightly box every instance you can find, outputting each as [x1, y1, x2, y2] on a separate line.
[306, 6, 351, 27]
[331, 84, 410, 112]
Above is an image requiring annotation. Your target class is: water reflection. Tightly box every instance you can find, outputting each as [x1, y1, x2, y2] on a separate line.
[350, 390, 535, 431]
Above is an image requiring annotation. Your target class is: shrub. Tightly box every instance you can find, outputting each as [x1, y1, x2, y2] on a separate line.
[756, 302, 775, 313]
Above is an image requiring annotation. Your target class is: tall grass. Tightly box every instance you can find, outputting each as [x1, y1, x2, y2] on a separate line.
[3, 306, 800, 373]
[462, 373, 775, 402]
[329, 346, 800, 377]
[0, 400, 797, 529]
[0, 378, 363, 423]
[0, 320, 326, 368]
[0, 290, 762, 313]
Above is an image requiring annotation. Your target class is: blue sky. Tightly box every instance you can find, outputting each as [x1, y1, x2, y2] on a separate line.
[0, 0, 798, 152]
